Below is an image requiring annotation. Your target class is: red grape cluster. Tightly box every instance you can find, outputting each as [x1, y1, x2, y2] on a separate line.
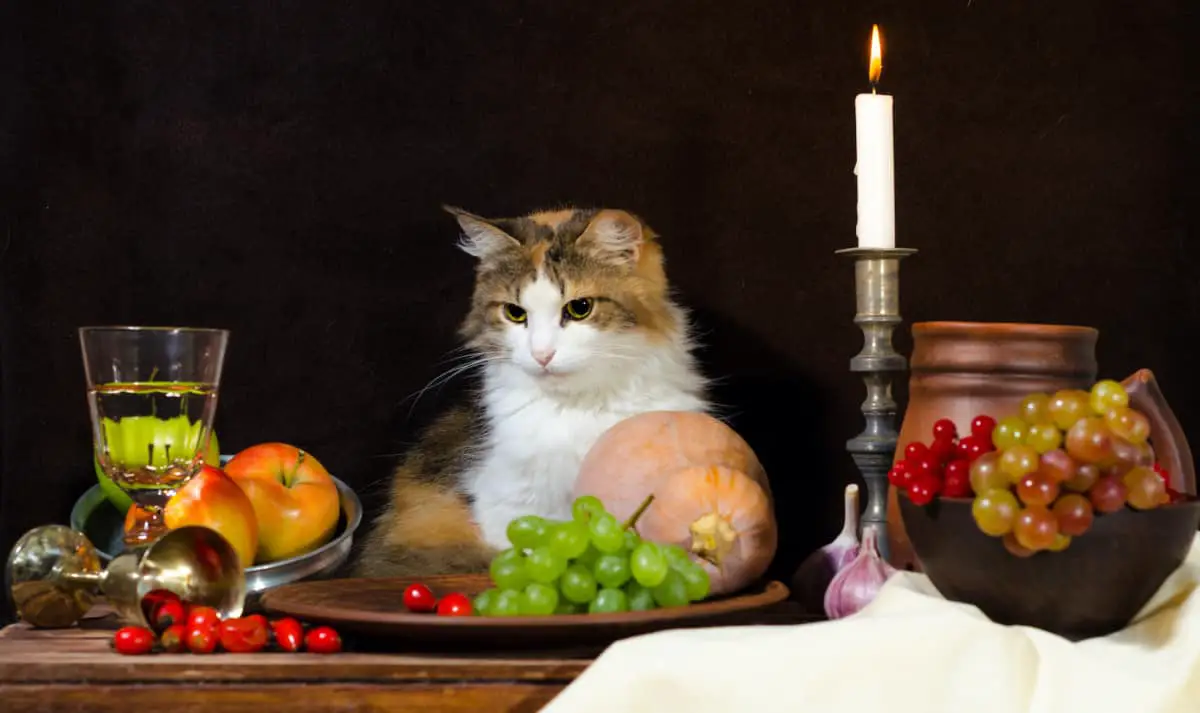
[888, 416, 997, 505]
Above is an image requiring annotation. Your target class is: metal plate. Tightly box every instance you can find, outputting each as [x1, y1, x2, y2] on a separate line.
[70, 466, 363, 594]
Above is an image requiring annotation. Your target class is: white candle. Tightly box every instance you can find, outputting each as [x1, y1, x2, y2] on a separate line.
[854, 25, 895, 249]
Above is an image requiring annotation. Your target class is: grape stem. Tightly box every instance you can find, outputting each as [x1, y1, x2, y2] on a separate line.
[622, 494, 655, 531]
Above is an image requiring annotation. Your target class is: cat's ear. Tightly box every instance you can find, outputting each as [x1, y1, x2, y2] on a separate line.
[577, 209, 645, 266]
[443, 205, 520, 259]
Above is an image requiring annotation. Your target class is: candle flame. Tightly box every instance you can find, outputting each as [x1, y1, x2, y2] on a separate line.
[869, 24, 882, 86]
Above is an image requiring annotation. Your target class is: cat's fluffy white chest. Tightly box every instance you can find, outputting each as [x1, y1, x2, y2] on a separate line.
[465, 367, 705, 550]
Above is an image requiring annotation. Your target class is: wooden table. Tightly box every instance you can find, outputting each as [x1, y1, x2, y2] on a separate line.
[0, 603, 815, 712]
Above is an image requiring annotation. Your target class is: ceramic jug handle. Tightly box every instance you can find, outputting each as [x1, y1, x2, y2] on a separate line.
[1122, 369, 1196, 495]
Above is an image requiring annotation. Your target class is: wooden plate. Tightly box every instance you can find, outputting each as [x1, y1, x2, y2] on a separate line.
[260, 574, 790, 650]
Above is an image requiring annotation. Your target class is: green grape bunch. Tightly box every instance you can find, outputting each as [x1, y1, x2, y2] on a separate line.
[471, 494, 712, 616]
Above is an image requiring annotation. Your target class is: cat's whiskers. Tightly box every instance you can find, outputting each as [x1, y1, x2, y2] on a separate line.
[400, 354, 500, 415]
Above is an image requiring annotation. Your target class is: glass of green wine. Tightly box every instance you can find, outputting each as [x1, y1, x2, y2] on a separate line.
[79, 326, 230, 548]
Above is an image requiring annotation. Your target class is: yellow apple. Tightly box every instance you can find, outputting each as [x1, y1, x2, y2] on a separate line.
[223, 443, 340, 563]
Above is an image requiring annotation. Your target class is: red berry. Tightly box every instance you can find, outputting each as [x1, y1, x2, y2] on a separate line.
[943, 458, 971, 483]
[971, 415, 998, 441]
[403, 583, 438, 613]
[112, 626, 156, 655]
[218, 616, 270, 654]
[305, 626, 343, 654]
[943, 469, 972, 498]
[186, 605, 221, 631]
[887, 466, 908, 488]
[932, 419, 958, 441]
[929, 436, 956, 464]
[904, 442, 929, 461]
[186, 625, 219, 654]
[270, 618, 305, 652]
[160, 624, 187, 653]
[1153, 463, 1170, 485]
[153, 598, 187, 633]
[957, 435, 989, 461]
[907, 477, 938, 506]
[909, 457, 937, 480]
[436, 593, 473, 617]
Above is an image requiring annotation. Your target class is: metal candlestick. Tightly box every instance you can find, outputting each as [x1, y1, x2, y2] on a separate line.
[836, 246, 917, 561]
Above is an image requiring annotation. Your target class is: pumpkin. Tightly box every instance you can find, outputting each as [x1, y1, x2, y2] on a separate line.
[573, 411, 778, 595]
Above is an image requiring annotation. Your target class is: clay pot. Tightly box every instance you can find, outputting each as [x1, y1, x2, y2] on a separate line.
[887, 321, 1197, 570]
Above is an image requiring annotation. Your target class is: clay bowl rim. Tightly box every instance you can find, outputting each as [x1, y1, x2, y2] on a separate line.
[912, 321, 1098, 338]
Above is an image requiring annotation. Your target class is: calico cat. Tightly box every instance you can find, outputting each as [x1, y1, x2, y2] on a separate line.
[354, 206, 709, 578]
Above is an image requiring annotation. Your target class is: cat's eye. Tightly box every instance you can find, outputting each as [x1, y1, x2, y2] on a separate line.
[502, 304, 527, 323]
[564, 298, 593, 321]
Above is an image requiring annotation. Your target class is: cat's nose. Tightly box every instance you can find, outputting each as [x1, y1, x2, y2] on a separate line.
[533, 349, 556, 367]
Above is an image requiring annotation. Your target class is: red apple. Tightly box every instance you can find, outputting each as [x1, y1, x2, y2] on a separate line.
[223, 443, 340, 563]
[162, 465, 259, 569]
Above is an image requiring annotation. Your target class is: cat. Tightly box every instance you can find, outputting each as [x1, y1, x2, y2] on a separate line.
[353, 206, 709, 578]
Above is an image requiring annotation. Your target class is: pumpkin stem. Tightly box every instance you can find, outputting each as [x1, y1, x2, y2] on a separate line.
[622, 494, 655, 530]
[689, 512, 738, 567]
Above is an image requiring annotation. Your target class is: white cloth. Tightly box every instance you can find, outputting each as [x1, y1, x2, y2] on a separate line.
[543, 533, 1200, 713]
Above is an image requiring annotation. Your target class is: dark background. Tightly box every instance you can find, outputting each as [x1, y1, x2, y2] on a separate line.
[2, 0, 1197, 609]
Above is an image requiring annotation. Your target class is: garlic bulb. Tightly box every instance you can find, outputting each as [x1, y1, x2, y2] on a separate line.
[823, 524, 897, 620]
[790, 484, 861, 614]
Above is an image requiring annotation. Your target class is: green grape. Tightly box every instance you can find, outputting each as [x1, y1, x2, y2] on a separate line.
[999, 445, 1039, 481]
[574, 544, 601, 569]
[507, 515, 549, 549]
[677, 562, 711, 601]
[593, 553, 632, 589]
[559, 563, 598, 604]
[525, 546, 567, 583]
[589, 588, 629, 613]
[623, 529, 642, 552]
[971, 488, 1019, 537]
[1089, 379, 1129, 416]
[472, 588, 498, 616]
[588, 513, 625, 553]
[662, 544, 692, 571]
[992, 416, 1028, 450]
[554, 598, 586, 614]
[1024, 423, 1063, 454]
[625, 581, 657, 611]
[572, 495, 606, 523]
[490, 553, 529, 591]
[651, 569, 690, 608]
[630, 542, 669, 587]
[1048, 389, 1091, 430]
[492, 547, 523, 565]
[491, 589, 523, 617]
[1019, 393, 1052, 425]
[1123, 466, 1167, 510]
[519, 582, 559, 615]
[548, 521, 590, 559]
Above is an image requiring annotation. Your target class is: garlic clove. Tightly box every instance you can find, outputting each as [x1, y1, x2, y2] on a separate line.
[823, 524, 897, 620]
[790, 484, 861, 614]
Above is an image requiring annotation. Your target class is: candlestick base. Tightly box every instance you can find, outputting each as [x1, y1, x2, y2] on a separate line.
[837, 246, 916, 562]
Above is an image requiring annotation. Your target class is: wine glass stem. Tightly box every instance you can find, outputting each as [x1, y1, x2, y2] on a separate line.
[123, 504, 168, 547]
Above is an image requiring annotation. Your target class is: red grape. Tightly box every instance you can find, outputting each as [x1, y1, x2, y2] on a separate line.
[1013, 506, 1059, 551]
[1065, 417, 1115, 465]
[1063, 463, 1100, 493]
[1089, 475, 1127, 514]
[1019, 393, 1051, 425]
[1003, 533, 1036, 558]
[968, 452, 1007, 493]
[1109, 435, 1142, 470]
[905, 442, 929, 461]
[929, 436, 957, 464]
[1104, 406, 1150, 445]
[1122, 466, 1167, 510]
[944, 458, 970, 483]
[932, 419, 958, 441]
[1048, 389, 1091, 431]
[957, 435, 990, 462]
[910, 456, 938, 480]
[1038, 449, 1077, 484]
[971, 415, 998, 443]
[887, 465, 909, 488]
[1016, 471, 1059, 507]
[1052, 493, 1094, 536]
